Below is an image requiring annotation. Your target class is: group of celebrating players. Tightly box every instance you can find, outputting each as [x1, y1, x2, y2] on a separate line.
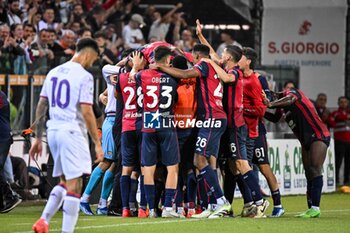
[29, 19, 330, 233]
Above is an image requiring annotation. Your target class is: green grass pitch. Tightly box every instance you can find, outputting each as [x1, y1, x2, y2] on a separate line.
[2, 193, 350, 233]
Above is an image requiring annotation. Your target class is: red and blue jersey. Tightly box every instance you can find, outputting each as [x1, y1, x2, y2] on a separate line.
[136, 69, 178, 132]
[140, 41, 174, 64]
[282, 88, 330, 141]
[115, 72, 143, 132]
[0, 91, 11, 143]
[193, 61, 226, 120]
[223, 67, 245, 128]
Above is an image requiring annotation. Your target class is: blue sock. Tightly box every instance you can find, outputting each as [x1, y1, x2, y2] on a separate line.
[237, 174, 253, 204]
[252, 165, 260, 183]
[144, 184, 155, 210]
[208, 170, 218, 205]
[186, 172, 197, 208]
[200, 166, 224, 199]
[129, 178, 138, 207]
[311, 176, 323, 207]
[197, 174, 208, 209]
[164, 189, 177, 208]
[242, 170, 263, 203]
[120, 175, 130, 209]
[175, 177, 183, 207]
[83, 166, 104, 196]
[307, 179, 313, 208]
[271, 189, 281, 206]
[140, 176, 147, 209]
[101, 170, 115, 200]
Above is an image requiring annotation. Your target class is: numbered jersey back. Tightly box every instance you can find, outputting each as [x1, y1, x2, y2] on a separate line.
[137, 69, 178, 115]
[40, 61, 94, 131]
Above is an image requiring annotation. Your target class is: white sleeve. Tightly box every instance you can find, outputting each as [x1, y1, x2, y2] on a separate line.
[40, 77, 49, 98]
[79, 75, 94, 105]
[102, 65, 122, 84]
[38, 21, 46, 31]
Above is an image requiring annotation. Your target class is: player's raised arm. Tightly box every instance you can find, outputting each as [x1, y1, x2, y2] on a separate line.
[200, 58, 235, 83]
[154, 65, 199, 79]
[29, 97, 48, 160]
[268, 93, 297, 108]
[196, 19, 220, 63]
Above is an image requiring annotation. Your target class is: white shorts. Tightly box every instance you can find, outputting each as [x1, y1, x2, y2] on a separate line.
[47, 129, 91, 180]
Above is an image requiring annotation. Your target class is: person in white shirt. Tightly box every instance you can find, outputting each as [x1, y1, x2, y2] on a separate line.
[216, 29, 242, 57]
[30, 38, 103, 233]
[7, 0, 22, 25]
[122, 14, 145, 49]
[38, 8, 61, 32]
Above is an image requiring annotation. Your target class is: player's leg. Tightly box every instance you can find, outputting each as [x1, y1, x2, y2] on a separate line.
[160, 129, 181, 218]
[129, 170, 139, 215]
[298, 140, 328, 218]
[334, 140, 345, 184]
[138, 166, 149, 218]
[343, 142, 350, 185]
[141, 132, 158, 217]
[254, 133, 283, 217]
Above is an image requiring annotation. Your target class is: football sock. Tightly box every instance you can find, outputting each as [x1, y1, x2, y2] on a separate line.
[144, 184, 155, 210]
[242, 170, 263, 203]
[101, 170, 114, 202]
[129, 178, 138, 210]
[41, 183, 67, 223]
[62, 193, 80, 233]
[271, 189, 282, 206]
[237, 174, 253, 204]
[197, 174, 208, 209]
[187, 172, 197, 209]
[175, 177, 183, 207]
[307, 179, 313, 208]
[311, 176, 323, 207]
[120, 175, 130, 209]
[81, 166, 104, 202]
[200, 166, 224, 200]
[164, 188, 177, 208]
[140, 176, 147, 209]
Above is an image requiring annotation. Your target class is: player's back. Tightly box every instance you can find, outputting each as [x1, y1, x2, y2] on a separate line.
[243, 72, 264, 107]
[42, 61, 93, 132]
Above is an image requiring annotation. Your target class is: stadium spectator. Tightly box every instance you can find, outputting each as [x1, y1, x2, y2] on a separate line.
[176, 28, 196, 52]
[28, 28, 54, 75]
[11, 23, 28, 74]
[78, 28, 93, 39]
[26, 6, 41, 33]
[315, 93, 331, 124]
[216, 30, 242, 57]
[328, 96, 350, 185]
[7, 0, 22, 25]
[66, 4, 91, 31]
[38, 8, 61, 32]
[0, 23, 25, 74]
[94, 31, 117, 66]
[122, 13, 145, 49]
[148, 3, 183, 42]
[53, 29, 76, 64]
[86, 6, 106, 33]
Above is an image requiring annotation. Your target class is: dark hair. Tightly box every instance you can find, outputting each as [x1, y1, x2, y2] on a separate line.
[8, 0, 19, 4]
[94, 31, 106, 39]
[225, 45, 242, 63]
[92, 6, 105, 15]
[283, 80, 296, 88]
[193, 44, 210, 56]
[220, 29, 235, 39]
[172, 55, 188, 70]
[76, 38, 99, 54]
[121, 48, 135, 59]
[242, 47, 257, 69]
[154, 46, 172, 62]
[39, 28, 49, 35]
[10, 23, 21, 32]
[78, 28, 92, 36]
[338, 96, 348, 102]
[317, 93, 327, 99]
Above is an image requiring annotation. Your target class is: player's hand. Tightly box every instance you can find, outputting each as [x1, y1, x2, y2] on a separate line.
[94, 143, 104, 164]
[176, 2, 183, 8]
[109, 74, 118, 85]
[29, 138, 43, 160]
[99, 93, 108, 105]
[196, 19, 203, 36]
[131, 51, 144, 69]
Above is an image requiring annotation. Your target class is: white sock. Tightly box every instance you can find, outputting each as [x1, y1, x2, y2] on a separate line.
[41, 184, 67, 223]
[311, 206, 320, 211]
[216, 196, 227, 205]
[62, 194, 80, 233]
[165, 207, 173, 212]
[98, 198, 107, 208]
[80, 193, 90, 203]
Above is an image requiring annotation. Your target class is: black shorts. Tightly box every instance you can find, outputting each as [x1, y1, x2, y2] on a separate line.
[303, 135, 331, 151]
[224, 125, 248, 161]
[253, 132, 270, 165]
[121, 130, 142, 167]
